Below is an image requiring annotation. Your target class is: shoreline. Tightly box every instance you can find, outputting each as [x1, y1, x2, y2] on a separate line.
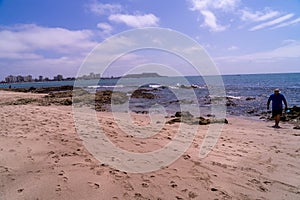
[0, 88, 299, 124]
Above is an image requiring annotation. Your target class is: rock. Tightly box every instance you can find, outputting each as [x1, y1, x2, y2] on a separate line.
[293, 126, 300, 130]
[292, 106, 300, 112]
[166, 114, 228, 125]
[131, 89, 156, 99]
[210, 118, 228, 124]
[11, 98, 36, 105]
[198, 117, 210, 125]
[61, 98, 72, 105]
[47, 91, 72, 98]
[245, 97, 256, 101]
[34, 85, 74, 93]
[282, 106, 300, 122]
[247, 109, 255, 114]
[175, 111, 193, 118]
[9, 85, 74, 93]
[206, 114, 215, 117]
[166, 118, 182, 124]
[226, 99, 237, 106]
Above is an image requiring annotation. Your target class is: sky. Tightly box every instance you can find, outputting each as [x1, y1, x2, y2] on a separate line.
[0, 0, 300, 80]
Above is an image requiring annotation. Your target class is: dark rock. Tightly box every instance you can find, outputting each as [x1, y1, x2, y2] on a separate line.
[34, 85, 74, 93]
[166, 114, 228, 125]
[245, 97, 256, 101]
[47, 91, 72, 98]
[11, 98, 37, 105]
[198, 117, 210, 125]
[166, 118, 182, 124]
[247, 110, 255, 114]
[210, 118, 229, 124]
[95, 90, 127, 104]
[292, 106, 300, 112]
[175, 111, 193, 118]
[29, 87, 36, 92]
[206, 114, 215, 117]
[61, 98, 72, 105]
[9, 85, 74, 93]
[282, 106, 300, 122]
[131, 89, 156, 99]
[226, 99, 237, 106]
[293, 126, 300, 130]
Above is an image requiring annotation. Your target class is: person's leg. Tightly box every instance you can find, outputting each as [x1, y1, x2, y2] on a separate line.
[275, 114, 280, 127]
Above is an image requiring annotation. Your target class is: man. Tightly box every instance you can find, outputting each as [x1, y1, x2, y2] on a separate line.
[267, 88, 288, 128]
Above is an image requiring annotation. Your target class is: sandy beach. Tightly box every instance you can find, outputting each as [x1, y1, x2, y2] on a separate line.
[0, 90, 300, 200]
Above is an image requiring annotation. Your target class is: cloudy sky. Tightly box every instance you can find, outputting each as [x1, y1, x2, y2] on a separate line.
[0, 0, 299, 80]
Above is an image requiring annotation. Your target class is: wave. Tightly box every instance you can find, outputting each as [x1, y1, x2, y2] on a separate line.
[87, 85, 124, 89]
[226, 95, 241, 100]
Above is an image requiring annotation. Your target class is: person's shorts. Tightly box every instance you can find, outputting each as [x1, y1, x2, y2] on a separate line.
[272, 109, 283, 117]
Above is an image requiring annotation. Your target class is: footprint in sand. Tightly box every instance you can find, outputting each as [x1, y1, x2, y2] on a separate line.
[170, 180, 177, 188]
[124, 182, 134, 191]
[0, 166, 9, 173]
[188, 191, 198, 199]
[248, 178, 268, 192]
[8, 149, 16, 153]
[141, 182, 149, 188]
[55, 185, 62, 192]
[183, 154, 191, 160]
[17, 188, 24, 193]
[58, 170, 64, 176]
[88, 182, 100, 189]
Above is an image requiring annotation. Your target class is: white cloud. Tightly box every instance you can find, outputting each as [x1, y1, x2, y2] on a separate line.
[88, 2, 122, 15]
[249, 13, 294, 31]
[241, 8, 280, 22]
[190, 0, 239, 11]
[200, 10, 226, 32]
[271, 17, 300, 29]
[0, 24, 97, 59]
[215, 41, 300, 74]
[0, 24, 99, 79]
[97, 22, 113, 34]
[189, 0, 239, 32]
[189, 1, 300, 31]
[216, 40, 300, 62]
[109, 14, 159, 28]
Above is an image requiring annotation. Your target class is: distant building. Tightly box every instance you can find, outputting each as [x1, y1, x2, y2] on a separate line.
[23, 75, 32, 82]
[2, 74, 75, 83]
[16, 75, 24, 82]
[77, 72, 101, 80]
[5, 75, 16, 83]
[54, 74, 63, 81]
[57, 74, 63, 81]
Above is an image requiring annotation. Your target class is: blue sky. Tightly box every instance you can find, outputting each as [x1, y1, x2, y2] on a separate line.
[0, 0, 299, 80]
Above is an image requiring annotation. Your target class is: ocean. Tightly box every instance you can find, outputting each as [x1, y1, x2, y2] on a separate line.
[1, 73, 299, 116]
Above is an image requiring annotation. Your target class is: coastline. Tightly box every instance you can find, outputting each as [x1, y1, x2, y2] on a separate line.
[0, 91, 300, 199]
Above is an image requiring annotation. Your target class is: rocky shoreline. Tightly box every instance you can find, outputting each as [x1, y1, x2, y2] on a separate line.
[1, 86, 299, 128]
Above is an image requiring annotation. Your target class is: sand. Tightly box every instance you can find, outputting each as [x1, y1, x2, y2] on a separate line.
[0, 90, 299, 200]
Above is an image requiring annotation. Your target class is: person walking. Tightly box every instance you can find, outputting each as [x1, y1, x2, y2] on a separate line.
[267, 88, 288, 128]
